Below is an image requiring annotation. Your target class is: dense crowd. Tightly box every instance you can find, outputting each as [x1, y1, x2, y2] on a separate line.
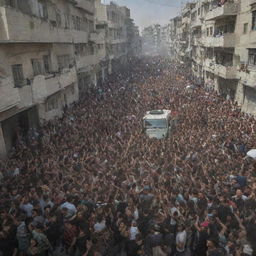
[1, 57, 256, 256]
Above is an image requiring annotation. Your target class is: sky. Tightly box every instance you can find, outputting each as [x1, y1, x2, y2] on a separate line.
[101, 0, 186, 30]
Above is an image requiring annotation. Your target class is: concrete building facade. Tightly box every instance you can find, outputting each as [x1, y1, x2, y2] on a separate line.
[95, 1, 141, 73]
[169, 0, 256, 114]
[142, 24, 161, 56]
[0, 0, 140, 158]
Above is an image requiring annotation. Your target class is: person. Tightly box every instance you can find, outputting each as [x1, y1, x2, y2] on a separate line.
[1, 57, 256, 256]
[175, 224, 187, 256]
[206, 239, 224, 256]
[31, 223, 51, 256]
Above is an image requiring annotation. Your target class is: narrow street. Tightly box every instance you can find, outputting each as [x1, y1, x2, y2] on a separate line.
[1, 57, 256, 255]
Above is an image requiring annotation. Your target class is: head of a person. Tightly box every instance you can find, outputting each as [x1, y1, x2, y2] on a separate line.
[64, 221, 73, 229]
[30, 238, 38, 247]
[177, 223, 185, 232]
[236, 189, 243, 198]
[207, 238, 218, 249]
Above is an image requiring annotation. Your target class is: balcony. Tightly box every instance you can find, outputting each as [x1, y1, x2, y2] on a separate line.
[205, 2, 238, 21]
[0, 77, 20, 112]
[204, 59, 236, 79]
[192, 55, 203, 65]
[108, 38, 126, 44]
[191, 19, 202, 28]
[31, 68, 77, 102]
[89, 32, 105, 44]
[192, 36, 202, 46]
[75, 0, 95, 14]
[237, 67, 256, 88]
[249, 30, 256, 45]
[0, 7, 89, 43]
[76, 55, 97, 71]
[182, 16, 190, 25]
[202, 34, 236, 48]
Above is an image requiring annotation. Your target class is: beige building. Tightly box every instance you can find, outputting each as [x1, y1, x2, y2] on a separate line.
[142, 24, 161, 56]
[169, 0, 256, 114]
[0, 0, 138, 158]
[95, 0, 131, 73]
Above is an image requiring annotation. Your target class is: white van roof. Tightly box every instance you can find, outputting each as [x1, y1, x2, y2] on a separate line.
[143, 109, 171, 120]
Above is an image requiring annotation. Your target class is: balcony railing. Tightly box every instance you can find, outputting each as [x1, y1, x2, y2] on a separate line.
[32, 68, 77, 102]
[89, 32, 105, 44]
[191, 18, 202, 28]
[205, 2, 238, 21]
[0, 7, 89, 43]
[237, 66, 256, 88]
[0, 77, 20, 112]
[201, 33, 236, 48]
[204, 59, 237, 79]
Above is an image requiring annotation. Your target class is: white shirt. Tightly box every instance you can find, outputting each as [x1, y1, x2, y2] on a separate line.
[20, 203, 33, 217]
[94, 220, 106, 232]
[176, 230, 187, 252]
[130, 226, 139, 240]
[60, 202, 77, 217]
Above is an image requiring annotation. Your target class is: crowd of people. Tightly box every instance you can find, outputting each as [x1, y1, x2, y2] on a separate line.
[0, 57, 256, 256]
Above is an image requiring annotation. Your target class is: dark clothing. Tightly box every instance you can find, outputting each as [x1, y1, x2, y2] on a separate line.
[217, 205, 232, 223]
[145, 232, 164, 256]
[193, 230, 208, 256]
[0, 233, 18, 256]
[126, 240, 143, 256]
[46, 221, 61, 247]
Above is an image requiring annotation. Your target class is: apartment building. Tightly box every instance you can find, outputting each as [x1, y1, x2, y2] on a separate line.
[142, 24, 161, 55]
[126, 18, 142, 57]
[142, 26, 154, 55]
[235, 0, 256, 113]
[95, 0, 129, 74]
[168, 16, 182, 60]
[169, 0, 256, 114]
[0, 0, 139, 158]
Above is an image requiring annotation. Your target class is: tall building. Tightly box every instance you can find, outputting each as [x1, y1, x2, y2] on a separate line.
[95, 0, 132, 73]
[0, 0, 140, 158]
[169, 0, 256, 114]
[142, 24, 161, 55]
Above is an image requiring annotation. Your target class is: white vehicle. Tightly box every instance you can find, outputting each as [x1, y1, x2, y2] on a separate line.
[143, 110, 172, 139]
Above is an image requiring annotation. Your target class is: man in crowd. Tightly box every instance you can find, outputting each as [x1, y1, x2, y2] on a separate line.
[0, 57, 256, 256]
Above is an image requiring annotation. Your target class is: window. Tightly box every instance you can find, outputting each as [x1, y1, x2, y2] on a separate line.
[56, 12, 61, 27]
[5, 0, 16, 8]
[64, 14, 70, 29]
[31, 59, 43, 76]
[75, 44, 86, 56]
[43, 55, 51, 74]
[88, 43, 94, 55]
[210, 27, 213, 36]
[11, 64, 25, 88]
[72, 15, 76, 29]
[46, 96, 59, 112]
[57, 55, 70, 70]
[249, 49, 256, 66]
[76, 16, 81, 30]
[38, 0, 48, 19]
[252, 11, 256, 31]
[244, 23, 248, 34]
